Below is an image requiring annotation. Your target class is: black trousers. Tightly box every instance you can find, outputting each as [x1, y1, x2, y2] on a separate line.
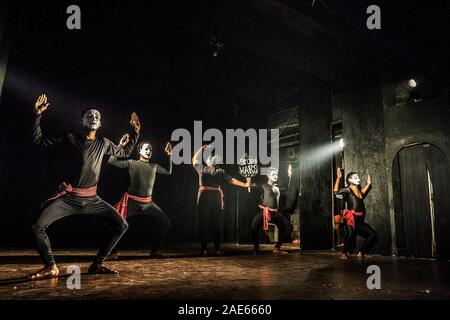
[197, 191, 223, 251]
[111, 200, 170, 253]
[343, 221, 378, 255]
[251, 209, 291, 250]
[32, 193, 128, 266]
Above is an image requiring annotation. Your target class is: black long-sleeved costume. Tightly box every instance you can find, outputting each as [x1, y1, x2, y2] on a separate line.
[251, 182, 292, 250]
[108, 157, 172, 197]
[108, 157, 171, 253]
[335, 186, 378, 254]
[195, 164, 232, 251]
[32, 114, 139, 266]
[33, 115, 139, 187]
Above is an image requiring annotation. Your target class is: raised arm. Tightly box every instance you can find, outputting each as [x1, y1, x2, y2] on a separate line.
[156, 142, 173, 175]
[32, 94, 64, 147]
[361, 174, 372, 196]
[106, 112, 140, 157]
[279, 165, 293, 192]
[107, 135, 133, 168]
[333, 167, 343, 193]
[192, 145, 207, 167]
[334, 168, 349, 212]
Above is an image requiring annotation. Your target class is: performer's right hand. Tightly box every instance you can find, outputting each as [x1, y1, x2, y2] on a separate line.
[119, 134, 130, 147]
[336, 167, 342, 178]
[130, 112, 141, 134]
[34, 94, 50, 115]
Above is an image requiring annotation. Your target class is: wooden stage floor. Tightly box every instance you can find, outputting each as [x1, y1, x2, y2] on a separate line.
[0, 244, 449, 300]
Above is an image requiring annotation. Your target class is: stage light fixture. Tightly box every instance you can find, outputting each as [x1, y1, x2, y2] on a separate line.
[408, 79, 417, 88]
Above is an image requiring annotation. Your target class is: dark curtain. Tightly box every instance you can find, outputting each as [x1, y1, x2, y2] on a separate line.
[425, 145, 450, 259]
[395, 143, 450, 259]
[398, 144, 432, 258]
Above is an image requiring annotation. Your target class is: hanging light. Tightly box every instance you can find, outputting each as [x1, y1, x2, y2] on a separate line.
[408, 79, 417, 88]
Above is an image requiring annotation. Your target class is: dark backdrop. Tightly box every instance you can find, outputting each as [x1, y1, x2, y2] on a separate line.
[0, 0, 312, 248]
[1, 0, 448, 253]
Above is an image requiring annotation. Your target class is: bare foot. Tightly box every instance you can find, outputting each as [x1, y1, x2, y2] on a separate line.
[88, 263, 119, 275]
[340, 253, 348, 260]
[273, 247, 288, 255]
[28, 264, 59, 280]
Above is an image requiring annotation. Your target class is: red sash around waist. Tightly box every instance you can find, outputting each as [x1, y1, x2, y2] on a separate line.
[199, 186, 224, 210]
[342, 209, 364, 231]
[114, 192, 152, 219]
[42, 182, 97, 208]
[258, 204, 278, 231]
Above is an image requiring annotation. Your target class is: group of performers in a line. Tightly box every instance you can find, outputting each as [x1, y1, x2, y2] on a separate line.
[28, 94, 378, 279]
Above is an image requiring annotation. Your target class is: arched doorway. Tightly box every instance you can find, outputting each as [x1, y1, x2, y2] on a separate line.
[392, 143, 450, 259]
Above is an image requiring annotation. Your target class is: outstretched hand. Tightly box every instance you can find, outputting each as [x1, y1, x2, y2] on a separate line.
[34, 94, 50, 115]
[367, 174, 371, 185]
[165, 142, 173, 156]
[119, 134, 130, 147]
[130, 112, 141, 134]
[245, 180, 256, 188]
[336, 167, 342, 179]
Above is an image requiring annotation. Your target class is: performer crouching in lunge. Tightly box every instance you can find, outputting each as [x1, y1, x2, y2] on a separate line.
[251, 167, 293, 255]
[107, 141, 172, 259]
[29, 94, 140, 279]
[193, 145, 251, 255]
[333, 168, 378, 259]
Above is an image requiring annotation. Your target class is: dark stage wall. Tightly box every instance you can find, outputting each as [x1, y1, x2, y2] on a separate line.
[298, 79, 333, 250]
[335, 86, 392, 255]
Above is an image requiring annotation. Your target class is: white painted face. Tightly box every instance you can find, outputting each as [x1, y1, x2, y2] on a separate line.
[139, 143, 152, 159]
[267, 169, 279, 183]
[82, 109, 101, 130]
[349, 174, 360, 186]
[206, 155, 221, 167]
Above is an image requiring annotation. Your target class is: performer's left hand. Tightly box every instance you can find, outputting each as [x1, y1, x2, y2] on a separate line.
[130, 112, 141, 134]
[288, 165, 292, 178]
[165, 142, 173, 156]
[119, 134, 130, 147]
[244, 181, 253, 188]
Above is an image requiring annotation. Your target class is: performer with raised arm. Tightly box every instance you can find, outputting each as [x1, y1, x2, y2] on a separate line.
[29, 94, 140, 279]
[192, 145, 251, 255]
[251, 167, 293, 255]
[333, 167, 378, 259]
[107, 141, 172, 259]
